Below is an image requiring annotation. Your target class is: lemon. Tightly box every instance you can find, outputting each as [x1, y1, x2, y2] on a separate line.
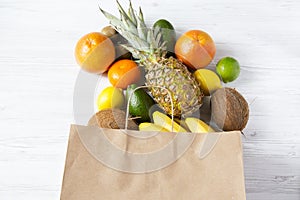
[97, 86, 124, 111]
[194, 69, 222, 96]
[216, 57, 240, 83]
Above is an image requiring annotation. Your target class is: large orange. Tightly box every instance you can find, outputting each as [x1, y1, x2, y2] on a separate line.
[175, 30, 216, 70]
[108, 59, 141, 89]
[75, 32, 115, 74]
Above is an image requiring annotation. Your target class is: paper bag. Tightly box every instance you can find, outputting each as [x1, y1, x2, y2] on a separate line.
[61, 124, 246, 200]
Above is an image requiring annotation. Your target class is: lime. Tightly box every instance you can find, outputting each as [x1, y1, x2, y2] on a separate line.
[216, 57, 240, 83]
[194, 69, 222, 96]
[153, 19, 176, 53]
[97, 86, 124, 111]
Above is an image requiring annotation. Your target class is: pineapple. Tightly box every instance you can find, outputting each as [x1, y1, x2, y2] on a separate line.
[99, 1, 203, 117]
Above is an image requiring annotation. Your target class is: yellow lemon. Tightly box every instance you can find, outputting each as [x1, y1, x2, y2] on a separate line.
[194, 69, 222, 96]
[97, 86, 125, 111]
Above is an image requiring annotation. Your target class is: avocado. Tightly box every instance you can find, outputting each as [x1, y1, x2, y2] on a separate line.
[153, 19, 176, 54]
[126, 84, 156, 123]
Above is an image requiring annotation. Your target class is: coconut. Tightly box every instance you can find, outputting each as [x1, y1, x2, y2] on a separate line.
[211, 87, 249, 131]
[88, 109, 138, 130]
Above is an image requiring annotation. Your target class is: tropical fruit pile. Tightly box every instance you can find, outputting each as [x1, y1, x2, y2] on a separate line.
[75, 1, 249, 133]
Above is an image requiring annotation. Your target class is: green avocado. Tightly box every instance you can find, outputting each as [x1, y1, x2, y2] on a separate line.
[126, 84, 156, 123]
[153, 19, 176, 53]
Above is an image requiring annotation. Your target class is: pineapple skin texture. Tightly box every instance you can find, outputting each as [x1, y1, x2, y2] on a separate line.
[99, 2, 204, 117]
[144, 57, 204, 117]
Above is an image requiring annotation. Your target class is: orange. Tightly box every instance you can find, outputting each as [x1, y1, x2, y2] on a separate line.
[75, 32, 115, 74]
[108, 59, 141, 89]
[175, 30, 216, 70]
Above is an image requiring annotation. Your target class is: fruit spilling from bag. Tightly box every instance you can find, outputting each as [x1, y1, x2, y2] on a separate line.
[75, 1, 249, 133]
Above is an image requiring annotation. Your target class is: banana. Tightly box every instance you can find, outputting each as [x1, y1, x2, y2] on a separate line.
[139, 122, 169, 132]
[152, 111, 187, 132]
[185, 118, 215, 133]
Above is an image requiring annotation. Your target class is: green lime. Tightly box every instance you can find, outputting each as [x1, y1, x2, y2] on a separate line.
[216, 57, 240, 83]
[153, 19, 176, 53]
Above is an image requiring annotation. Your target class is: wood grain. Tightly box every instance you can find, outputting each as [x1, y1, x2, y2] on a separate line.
[0, 0, 299, 199]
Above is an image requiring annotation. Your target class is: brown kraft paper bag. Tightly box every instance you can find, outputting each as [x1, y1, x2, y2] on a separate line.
[61, 124, 246, 200]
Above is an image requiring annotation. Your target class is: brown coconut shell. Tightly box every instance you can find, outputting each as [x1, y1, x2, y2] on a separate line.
[211, 87, 249, 131]
[88, 109, 138, 130]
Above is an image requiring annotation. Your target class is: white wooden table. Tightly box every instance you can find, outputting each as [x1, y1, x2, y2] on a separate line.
[0, 0, 299, 199]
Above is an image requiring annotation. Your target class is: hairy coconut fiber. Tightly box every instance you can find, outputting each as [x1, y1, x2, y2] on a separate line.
[211, 87, 249, 131]
[88, 109, 138, 130]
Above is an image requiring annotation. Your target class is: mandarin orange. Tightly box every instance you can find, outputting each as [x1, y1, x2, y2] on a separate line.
[108, 59, 141, 89]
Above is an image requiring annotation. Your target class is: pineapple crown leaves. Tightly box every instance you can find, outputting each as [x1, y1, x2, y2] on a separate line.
[99, 0, 167, 60]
